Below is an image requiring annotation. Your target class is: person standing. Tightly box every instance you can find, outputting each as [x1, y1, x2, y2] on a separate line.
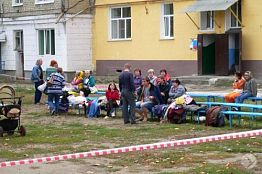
[46, 60, 58, 80]
[119, 63, 136, 124]
[31, 59, 44, 104]
[46, 67, 66, 115]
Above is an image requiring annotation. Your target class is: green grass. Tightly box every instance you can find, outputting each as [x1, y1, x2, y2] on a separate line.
[0, 88, 262, 173]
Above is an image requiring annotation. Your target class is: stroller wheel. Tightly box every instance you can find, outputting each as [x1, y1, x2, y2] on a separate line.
[0, 126, 3, 137]
[8, 131, 14, 135]
[19, 125, 26, 136]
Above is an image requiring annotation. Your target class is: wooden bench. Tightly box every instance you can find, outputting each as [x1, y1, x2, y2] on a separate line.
[198, 102, 262, 128]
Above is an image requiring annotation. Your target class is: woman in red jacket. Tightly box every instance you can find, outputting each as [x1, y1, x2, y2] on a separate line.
[105, 82, 120, 118]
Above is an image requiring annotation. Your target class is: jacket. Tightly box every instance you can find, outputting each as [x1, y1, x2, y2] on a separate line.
[31, 65, 43, 82]
[47, 73, 66, 95]
[243, 78, 257, 97]
[137, 83, 163, 105]
[169, 85, 186, 99]
[106, 89, 120, 101]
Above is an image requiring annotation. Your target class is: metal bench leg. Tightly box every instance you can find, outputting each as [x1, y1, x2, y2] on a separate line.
[197, 111, 200, 124]
[238, 116, 241, 125]
[229, 115, 233, 128]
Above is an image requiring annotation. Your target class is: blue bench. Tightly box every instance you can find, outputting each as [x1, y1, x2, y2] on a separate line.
[187, 92, 262, 104]
[187, 92, 225, 102]
[198, 102, 262, 128]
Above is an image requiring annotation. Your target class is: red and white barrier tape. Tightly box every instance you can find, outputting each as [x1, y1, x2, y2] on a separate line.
[0, 129, 261, 168]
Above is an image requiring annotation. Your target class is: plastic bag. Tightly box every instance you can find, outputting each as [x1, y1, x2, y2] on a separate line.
[38, 82, 47, 92]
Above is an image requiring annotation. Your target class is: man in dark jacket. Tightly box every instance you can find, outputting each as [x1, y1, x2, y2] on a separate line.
[136, 76, 163, 121]
[119, 63, 136, 124]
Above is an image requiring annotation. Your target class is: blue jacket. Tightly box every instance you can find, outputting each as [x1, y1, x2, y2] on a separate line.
[83, 76, 95, 88]
[31, 65, 43, 82]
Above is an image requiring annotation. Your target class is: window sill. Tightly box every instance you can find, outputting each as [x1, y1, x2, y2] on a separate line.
[35, 1, 54, 5]
[160, 37, 174, 41]
[199, 29, 215, 33]
[108, 38, 132, 42]
[12, 3, 23, 7]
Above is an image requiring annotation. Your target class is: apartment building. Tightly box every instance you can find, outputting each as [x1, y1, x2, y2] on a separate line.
[0, 0, 94, 79]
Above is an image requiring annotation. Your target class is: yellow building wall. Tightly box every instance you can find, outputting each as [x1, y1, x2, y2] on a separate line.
[93, 0, 201, 62]
[93, 0, 262, 63]
[242, 0, 262, 60]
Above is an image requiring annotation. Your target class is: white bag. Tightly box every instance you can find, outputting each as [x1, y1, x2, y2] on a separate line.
[38, 82, 47, 92]
[90, 86, 98, 94]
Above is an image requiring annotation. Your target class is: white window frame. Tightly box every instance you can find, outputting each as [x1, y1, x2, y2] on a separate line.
[200, 11, 215, 31]
[161, 3, 174, 39]
[109, 6, 131, 41]
[38, 29, 55, 56]
[14, 30, 23, 51]
[12, 0, 23, 7]
[35, 0, 54, 5]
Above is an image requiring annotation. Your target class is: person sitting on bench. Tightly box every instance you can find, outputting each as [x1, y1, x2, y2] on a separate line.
[235, 71, 257, 104]
[224, 71, 245, 103]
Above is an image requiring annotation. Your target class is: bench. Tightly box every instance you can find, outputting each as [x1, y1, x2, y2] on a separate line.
[187, 92, 262, 104]
[187, 92, 225, 102]
[198, 102, 262, 128]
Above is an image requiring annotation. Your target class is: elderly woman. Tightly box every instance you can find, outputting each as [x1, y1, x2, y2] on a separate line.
[31, 59, 44, 104]
[235, 71, 257, 103]
[168, 79, 186, 100]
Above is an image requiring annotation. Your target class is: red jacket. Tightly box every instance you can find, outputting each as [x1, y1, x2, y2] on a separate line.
[106, 89, 120, 101]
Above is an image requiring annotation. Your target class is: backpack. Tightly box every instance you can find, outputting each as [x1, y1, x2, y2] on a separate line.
[153, 104, 168, 119]
[167, 106, 185, 124]
[205, 106, 225, 127]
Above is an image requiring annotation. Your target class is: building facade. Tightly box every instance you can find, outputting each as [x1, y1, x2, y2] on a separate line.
[93, 0, 262, 78]
[0, 0, 94, 80]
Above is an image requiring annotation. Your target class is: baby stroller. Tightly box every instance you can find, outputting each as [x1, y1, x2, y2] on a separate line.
[0, 85, 26, 137]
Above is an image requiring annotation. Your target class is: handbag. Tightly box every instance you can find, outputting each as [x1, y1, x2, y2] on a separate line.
[47, 75, 54, 87]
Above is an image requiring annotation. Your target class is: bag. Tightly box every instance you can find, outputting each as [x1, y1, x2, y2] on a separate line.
[37, 82, 47, 92]
[153, 104, 168, 119]
[90, 86, 98, 94]
[167, 107, 185, 124]
[47, 75, 54, 87]
[205, 106, 225, 127]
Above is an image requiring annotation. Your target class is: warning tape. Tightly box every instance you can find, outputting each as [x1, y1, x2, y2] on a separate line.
[0, 129, 261, 168]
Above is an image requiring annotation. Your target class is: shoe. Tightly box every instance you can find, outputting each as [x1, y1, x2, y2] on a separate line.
[232, 107, 239, 111]
[51, 110, 56, 116]
[104, 116, 110, 119]
[124, 121, 130, 124]
[136, 117, 143, 121]
[131, 121, 137, 124]
[111, 111, 116, 117]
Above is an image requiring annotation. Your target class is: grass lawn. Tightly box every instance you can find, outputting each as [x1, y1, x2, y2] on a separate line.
[0, 86, 261, 173]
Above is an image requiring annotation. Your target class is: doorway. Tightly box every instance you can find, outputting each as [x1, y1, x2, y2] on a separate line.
[197, 33, 241, 75]
[14, 30, 24, 79]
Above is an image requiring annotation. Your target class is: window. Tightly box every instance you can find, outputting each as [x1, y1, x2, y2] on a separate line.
[110, 7, 131, 40]
[200, 11, 214, 31]
[12, 0, 23, 6]
[38, 29, 55, 55]
[35, 0, 54, 5]
[161, 3, 174, 38]
[14, 31, 23, 51]
[230, 1, 241, 28]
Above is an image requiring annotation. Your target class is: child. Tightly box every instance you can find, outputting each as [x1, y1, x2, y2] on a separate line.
[104, 82, 120, 119]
